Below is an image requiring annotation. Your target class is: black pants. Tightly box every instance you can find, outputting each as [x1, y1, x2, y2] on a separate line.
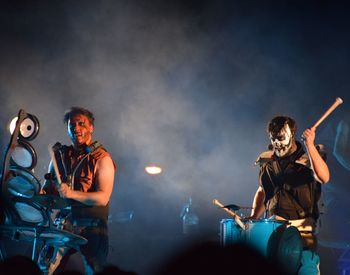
[78, 223, 109, 272]
[54, 222, 109, 274]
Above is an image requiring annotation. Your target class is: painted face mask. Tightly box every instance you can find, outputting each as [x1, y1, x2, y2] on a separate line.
[269, 124, 293, 157]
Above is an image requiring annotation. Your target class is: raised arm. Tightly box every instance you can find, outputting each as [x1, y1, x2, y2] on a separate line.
[303, 128, 330, 184]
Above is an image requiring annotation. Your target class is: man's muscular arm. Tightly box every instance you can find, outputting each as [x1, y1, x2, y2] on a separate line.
[303, 128, 330, 184]
[59, 156, 115, 206]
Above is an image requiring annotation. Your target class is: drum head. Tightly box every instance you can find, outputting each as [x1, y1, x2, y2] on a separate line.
[7, 168, 40, 198]
[10, 140, 37, 170]
[19, 115, 40, 141]
[14, 202, 45, 224]
[9, 114, 40, 141]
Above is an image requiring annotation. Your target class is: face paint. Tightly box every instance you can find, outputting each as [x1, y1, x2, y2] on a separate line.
[68, 114, 94, 147]
[269, 124, 293, 157]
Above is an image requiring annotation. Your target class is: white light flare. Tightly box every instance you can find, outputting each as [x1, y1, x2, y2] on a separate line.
[9, 117, 18, 134]
[145, 165, 162, 175]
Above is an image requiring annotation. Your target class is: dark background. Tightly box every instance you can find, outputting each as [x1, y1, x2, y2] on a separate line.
[1, 1, 350, 274]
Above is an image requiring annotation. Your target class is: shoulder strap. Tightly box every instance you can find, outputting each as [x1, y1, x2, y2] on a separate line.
[255, 150, 273, 166]
[282, 185, 311, 219]
[86, 141, 102, 153]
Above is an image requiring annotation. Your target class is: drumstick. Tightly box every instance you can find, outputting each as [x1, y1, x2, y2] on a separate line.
[213, 199, 245, 230]
[48, 144, 62, 186]
[311, 97, 343, 130]
[303, 97, 343, 179]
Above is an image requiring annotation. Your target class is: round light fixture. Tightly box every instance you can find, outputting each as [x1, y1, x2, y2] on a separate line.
[145, 165, 162, 175]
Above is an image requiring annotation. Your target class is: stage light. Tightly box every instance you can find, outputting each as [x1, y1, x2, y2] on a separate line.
[9, 116, 18, 134]
[145, 165, 162, 175]
[1, 109, 44, 230]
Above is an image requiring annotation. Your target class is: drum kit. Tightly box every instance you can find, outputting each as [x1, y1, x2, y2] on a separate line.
[0, 172, 87, 263]
[0, 170, 88, 275]
[0, 110, 87, 273]
[214, 199, 303, 274]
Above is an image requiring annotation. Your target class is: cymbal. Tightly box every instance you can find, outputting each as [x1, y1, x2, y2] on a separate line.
[40, 228, 88, 246]
[31, 195, 70, 209]
[14, 194, 87, 209]
[12, 195, 69, 210]
[0, 225, 87, 246]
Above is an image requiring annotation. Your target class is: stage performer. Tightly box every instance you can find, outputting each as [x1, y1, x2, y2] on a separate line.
[40, 106, 116, 274]
[249, 116, 330, 275]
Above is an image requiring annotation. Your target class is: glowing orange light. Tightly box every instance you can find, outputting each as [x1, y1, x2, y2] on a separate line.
[145, 166, 162, 175]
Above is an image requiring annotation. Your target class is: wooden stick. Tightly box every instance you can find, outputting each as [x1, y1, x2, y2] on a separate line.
[303, 97, 343, 181]
[48, 144, 62, 186]
[213, 199, 245, 230]
[311, 97, 343, 130]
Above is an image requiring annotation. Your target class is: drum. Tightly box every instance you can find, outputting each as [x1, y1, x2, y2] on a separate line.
[220, 219, 243, 246]
[0, 225, 87, 247]
[9, 113, 40, 141]
[244, 219, 303, 274]
[4, 168, 47, 226]
[244, 219, 288, 256]
[219, 219, 303, 274]
[10, 140, 37, 170]
[12, 201, 47, 225]
[6, 167, 41, 198]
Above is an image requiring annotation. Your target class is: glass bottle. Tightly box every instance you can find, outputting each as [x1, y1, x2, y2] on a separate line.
[182, 197, 199, 234]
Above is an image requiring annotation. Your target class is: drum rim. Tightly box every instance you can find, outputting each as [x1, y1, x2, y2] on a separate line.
[10, 140, 37, 170]
[18, 114, 40, 141]
[244, 218, 288, 224]
[220, 218, 289, 224]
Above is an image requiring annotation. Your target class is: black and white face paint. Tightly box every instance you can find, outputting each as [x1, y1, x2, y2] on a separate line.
[269, 124, 294, 157]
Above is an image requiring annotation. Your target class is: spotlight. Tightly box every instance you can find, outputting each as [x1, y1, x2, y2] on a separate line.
[145, 165, 162, 175]
[9, 117, 18, 135]
[1, 109, 44, 227]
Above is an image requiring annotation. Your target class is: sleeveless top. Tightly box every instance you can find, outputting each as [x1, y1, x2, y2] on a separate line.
[46, 142, 116, 221]
[257, 142, 324, 220]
